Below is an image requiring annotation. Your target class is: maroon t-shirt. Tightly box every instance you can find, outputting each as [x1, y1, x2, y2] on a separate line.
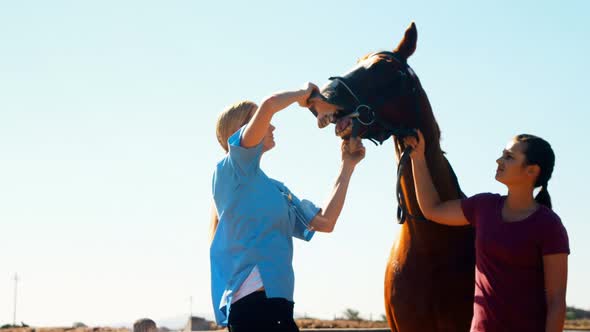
[461, 193, 570, 332]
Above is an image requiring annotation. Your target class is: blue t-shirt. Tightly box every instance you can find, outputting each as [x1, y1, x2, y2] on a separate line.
[210, 125, 320, 326]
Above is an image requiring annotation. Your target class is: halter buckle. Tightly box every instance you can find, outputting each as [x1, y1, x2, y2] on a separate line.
[355, 105, 375, 126]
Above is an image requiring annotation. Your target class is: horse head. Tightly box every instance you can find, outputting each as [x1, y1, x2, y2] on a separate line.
[309, 22, 425, 146]
[310, 22, 446, 225]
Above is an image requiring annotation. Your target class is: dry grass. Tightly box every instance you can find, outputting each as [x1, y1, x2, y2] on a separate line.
[0, 322, 389, 331]
[296, 319, 388, 329]
[565, 319, 590, 330]
[3, 319, 589, 331]
[1, 329, 129, 332]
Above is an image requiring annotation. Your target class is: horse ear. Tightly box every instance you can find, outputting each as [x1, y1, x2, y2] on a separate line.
[394, 22, 417, 60]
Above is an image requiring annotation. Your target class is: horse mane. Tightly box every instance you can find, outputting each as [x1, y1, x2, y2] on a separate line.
[393, 81, 463, 219]
[383, 23, 475, 331]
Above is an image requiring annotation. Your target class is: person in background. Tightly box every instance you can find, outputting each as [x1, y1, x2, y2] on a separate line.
[133, 319, 157, 332]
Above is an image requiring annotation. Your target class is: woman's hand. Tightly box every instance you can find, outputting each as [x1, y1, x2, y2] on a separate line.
[310, 137, 365, 233]
[297, 82, 320, 108]
[404, 129, 469, 226]
[403, 129, 426, 160]
[342, 137, 366, 168]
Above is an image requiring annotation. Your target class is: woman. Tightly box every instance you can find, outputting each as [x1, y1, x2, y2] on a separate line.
[210, 83, 365, 331]
[404, 130, 569, 332]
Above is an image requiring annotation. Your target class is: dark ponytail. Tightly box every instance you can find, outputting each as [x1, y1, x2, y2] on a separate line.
[515, 134, 555, 209]
[535, 182, 552, 209]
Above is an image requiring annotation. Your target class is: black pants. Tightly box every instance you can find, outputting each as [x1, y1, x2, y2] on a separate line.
[228, 291, 299, 332]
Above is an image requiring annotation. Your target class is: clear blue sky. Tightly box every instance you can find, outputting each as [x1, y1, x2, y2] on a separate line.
[1, 0, 588, 327]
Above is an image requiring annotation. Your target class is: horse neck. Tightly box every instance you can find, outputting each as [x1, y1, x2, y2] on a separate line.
[395, 89, 463, 222]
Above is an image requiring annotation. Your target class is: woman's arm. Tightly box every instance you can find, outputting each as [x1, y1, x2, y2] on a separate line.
[404, 130, 469, 226]
[310, 138, 365, 232]
[241, 83, 318, 148]
[543, 253, 568, 332]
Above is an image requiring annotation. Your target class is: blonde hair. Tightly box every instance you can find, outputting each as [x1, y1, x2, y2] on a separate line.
[215, 100, 257, 152]
[210, 101, 257, 240]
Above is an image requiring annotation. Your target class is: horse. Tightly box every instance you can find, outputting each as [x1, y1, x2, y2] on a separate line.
[308, 22, 476, 332]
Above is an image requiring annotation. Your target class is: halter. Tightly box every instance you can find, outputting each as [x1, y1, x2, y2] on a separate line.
[328, 51, 433, 224]
[327, 51, 420, 145]
[332, 52, 467, 224]
[327, 77, 376, 126]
